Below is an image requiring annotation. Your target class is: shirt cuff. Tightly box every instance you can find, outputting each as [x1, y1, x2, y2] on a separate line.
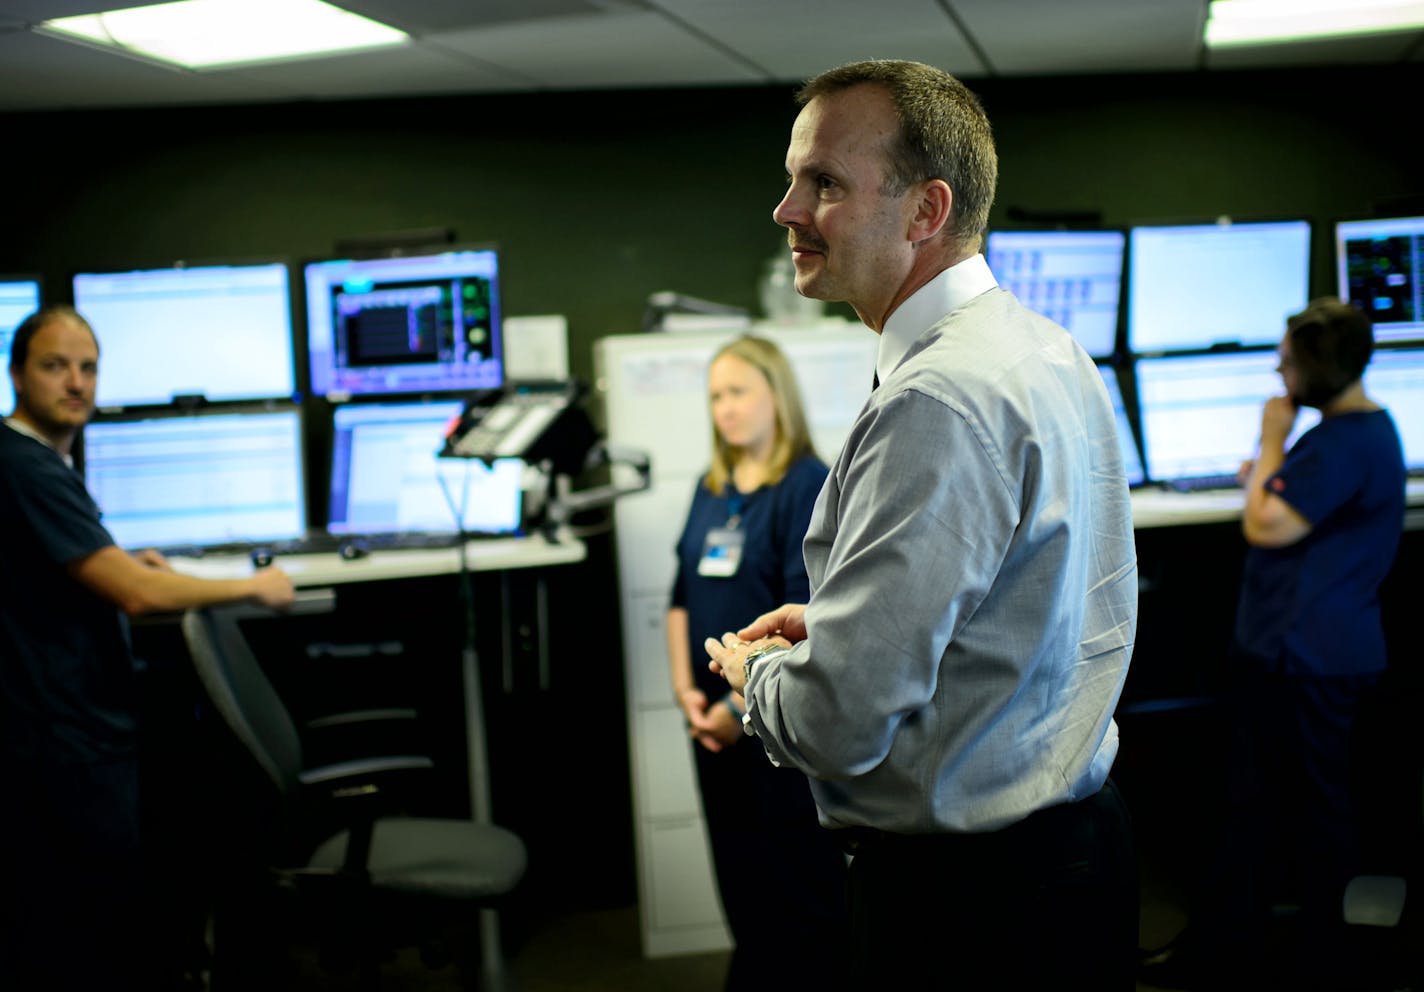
[740, 653, 790, 766]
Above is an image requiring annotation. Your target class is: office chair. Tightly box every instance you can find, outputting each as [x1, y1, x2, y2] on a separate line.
[1341, 772, 1420, 989]
[180, 593, 527, 990]
[1341, 681, 1423, 989]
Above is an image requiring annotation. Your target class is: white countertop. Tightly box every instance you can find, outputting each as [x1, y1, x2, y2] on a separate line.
[1130, 478, 1424, 530]
[169, 529, 587, 587]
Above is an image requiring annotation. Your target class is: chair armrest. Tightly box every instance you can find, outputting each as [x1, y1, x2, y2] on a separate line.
[297, 755, 438, 850]
[300, 755, 434, 787]
[305, 708, 419, 730]
[301, 708, 432, 771]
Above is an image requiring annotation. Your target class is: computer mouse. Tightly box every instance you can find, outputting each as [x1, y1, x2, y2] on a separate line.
[339, 539, 370, 561]
[250, 548, 274, 569]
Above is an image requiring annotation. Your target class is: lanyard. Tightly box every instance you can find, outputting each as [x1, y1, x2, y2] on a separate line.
[725, 491, 745, 530]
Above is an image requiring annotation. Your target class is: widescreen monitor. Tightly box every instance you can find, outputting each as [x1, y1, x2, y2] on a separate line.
[1364, 346, 1424, 473]
[987, 230, 1125, 358]
[326, 400, 524, 537]
[1127, 219, 1311, 354]
[83, 406, 306, 552]
[1, 276, 42, 413]
[1135, 350, 1318, 487]
[304, 248, 504, 399]
[1335, 215, 1424, 343]
[1096, 363, 1146, 487]
[72, 260, 296, 408]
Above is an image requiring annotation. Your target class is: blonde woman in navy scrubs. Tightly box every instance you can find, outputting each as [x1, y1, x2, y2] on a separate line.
[666, 335, 847, 991]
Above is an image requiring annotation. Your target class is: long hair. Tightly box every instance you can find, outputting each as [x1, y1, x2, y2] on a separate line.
[704, 335, 817, 495]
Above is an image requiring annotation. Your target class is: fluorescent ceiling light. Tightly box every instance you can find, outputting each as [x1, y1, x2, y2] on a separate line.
[37, 0, 409, 70]
[1205, 0, 1424, 47]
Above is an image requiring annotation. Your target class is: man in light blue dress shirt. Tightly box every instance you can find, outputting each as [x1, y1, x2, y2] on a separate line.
[706, 60, 1139, 989]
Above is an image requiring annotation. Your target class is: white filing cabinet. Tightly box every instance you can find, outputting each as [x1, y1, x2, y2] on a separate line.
[594, 320, 874, 957]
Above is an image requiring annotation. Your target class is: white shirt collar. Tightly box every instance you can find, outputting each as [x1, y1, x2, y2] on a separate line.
[3, 417, 74, 469]
[876, 253, 998, 385]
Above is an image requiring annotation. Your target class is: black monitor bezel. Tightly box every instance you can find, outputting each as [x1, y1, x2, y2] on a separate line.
[985, 226, 1129, 361]
[1124, 214, 1313, 357]
[298, 240, 505, 402]
[67, 253, 301, 413]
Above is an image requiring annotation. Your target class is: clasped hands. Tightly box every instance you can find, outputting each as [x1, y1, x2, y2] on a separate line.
[704, 602, 806, 693]
[677, 604, 804, 753]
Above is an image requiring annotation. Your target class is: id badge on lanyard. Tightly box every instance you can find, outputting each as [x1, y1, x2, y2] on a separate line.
[698, 493, 746, 578]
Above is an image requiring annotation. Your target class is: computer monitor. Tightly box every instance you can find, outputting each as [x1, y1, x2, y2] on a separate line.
[1135, 350, 1318, 487]
[1364, 346, 1424, 473]
[1335, 215, 1424, 343]
[1096, 363, 1146, 487]
[987, 230, 1125, 359]
[326, 400, 524, 537]
[71, 260, 296, 408]
[82, 406, 307, 552]
[304, 248, 504, 399]
[1, 275, 42, 413]
[1127, 219, 1311, 354]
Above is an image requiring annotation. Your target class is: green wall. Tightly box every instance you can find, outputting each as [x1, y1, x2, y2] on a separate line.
[1, 63, 1417, 382]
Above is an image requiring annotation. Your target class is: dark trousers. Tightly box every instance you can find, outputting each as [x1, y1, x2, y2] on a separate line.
[695, 735, 850, 992]
[1193, 664, 1380, 978]
[843, 779, 1137, 990]
[0, 751, 156, 992]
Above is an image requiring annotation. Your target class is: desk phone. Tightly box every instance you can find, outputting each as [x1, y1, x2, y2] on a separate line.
[442, 381, 584, 462]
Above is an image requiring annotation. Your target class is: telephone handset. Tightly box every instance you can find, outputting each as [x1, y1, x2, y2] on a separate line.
[444, 378, 651, 533]
[442, 380, 587, 464]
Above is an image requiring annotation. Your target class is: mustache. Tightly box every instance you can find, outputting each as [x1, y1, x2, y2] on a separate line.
[789, 235, 827, 253]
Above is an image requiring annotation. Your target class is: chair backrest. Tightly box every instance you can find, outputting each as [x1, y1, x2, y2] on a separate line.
[182, 605, 308, 800]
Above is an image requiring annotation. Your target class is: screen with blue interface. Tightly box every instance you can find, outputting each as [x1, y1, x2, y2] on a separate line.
[326, 400, 524, 537]
[72, 261, 296, 408]
[1, 276, 42, 413]
[1336, 215, 1424, 343]
[1364, 346, 1424, 472]
[304, 249, 503, 399]
[1128, 220, 1311, 354]
[1135, 350, 1318, 487]
[1096, 363, 1146, 486]
[83, 407, 306, 551]
[987, 230, 1125, 358]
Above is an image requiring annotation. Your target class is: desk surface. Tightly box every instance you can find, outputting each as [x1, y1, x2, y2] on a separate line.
[169, 530, 587, 587]
[1130, 478, 1424, 530]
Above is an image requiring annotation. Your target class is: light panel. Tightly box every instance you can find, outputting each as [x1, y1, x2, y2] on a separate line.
[1205, 0, 1424, 47]
[38, 0, 408, 70]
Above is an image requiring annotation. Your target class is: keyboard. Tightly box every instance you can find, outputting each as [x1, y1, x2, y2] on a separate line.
[270, 532, 463, 554]
[153, 530, 493, 561]
[1162, 474, 1242, 493]
[355, 531, 463, 551]
[146, 538, 323, 559]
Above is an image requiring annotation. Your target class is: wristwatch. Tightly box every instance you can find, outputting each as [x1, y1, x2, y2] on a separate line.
[741, 642, 787, 685]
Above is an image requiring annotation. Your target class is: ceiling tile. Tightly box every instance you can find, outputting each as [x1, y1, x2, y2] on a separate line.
[220, 40, 533, 99]
[954, 0, 1204, 74]
[656, 0, 986, 81]
[333, 0, 619, 35]
[433, 10, 766, 89]
[0, 28, 290, 110]
[0, 0, 152, 19]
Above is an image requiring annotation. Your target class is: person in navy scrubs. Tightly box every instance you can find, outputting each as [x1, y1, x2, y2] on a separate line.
[1143, 297, 1406, 989]
[666, 334, 847, 991]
